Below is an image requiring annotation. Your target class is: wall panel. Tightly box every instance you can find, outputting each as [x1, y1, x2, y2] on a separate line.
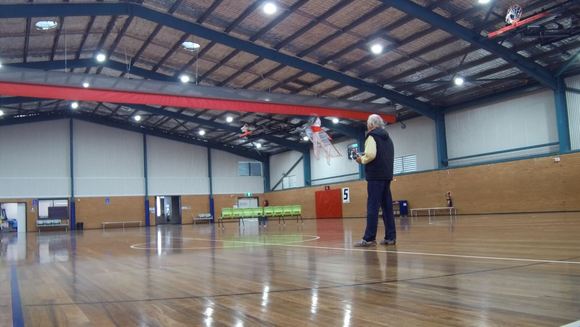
[446, 90, 558, 165]
[0, 120, 69, 198]
[269, 150, 305, 190]
[311, 139, 358, 185]
[386, 116, 437, 171]
[147, 136, 209, 195]
[210, 149, 264, 194]
[73, 120, 144, 196]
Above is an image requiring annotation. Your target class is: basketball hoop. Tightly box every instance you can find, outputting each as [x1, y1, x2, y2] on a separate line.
[505, 4, 523, 25]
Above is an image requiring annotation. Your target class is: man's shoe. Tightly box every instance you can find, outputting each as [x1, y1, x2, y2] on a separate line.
[379, 239, 396, 245]
[354, 239, 377, 247]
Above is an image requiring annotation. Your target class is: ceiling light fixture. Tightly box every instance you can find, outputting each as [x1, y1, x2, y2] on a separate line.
[71, 102, 79, 109]
[0, 110, 4, 117]
[82, 82, 90, 88]
[478, 0, 491, 4]
[226, 116, 234, 123]
[35, 20, 58, 31]
[95, 53, 107, 63]
[263, 2, 277, 15]
[134, 115, 142, 122]
[180, 75, 191, 83]
[302, 136, 309, 141]
[332, 117, 339, 124]
[453, 76, 465, 86]
[182, 41, 201, 51]
[198, 129, 206, 136]
[255, 143, 262, 149]
[370, 43, 383, 55]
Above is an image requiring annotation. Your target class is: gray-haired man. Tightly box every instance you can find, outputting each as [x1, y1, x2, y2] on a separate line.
[354, 114, 396, 247]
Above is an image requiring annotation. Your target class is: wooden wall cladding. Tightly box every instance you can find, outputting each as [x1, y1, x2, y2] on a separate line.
[180, 195, 210, 224]
[75, 196, 145, 230]
[263, 152, 580, 217]
[3, 152, 579, 231]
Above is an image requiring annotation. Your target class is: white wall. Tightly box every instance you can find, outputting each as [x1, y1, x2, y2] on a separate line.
[445, 90, 559, 166]
[311, 138, 359, 185]
[0, 120, 70, 198]
[73, 120, 144, 196]
[386, 116, 437, 171]
[566, 75, 580, 150]
[210, 149, 264, 194]
[269, 150, 305, 190]
[147, 136, 209, 195]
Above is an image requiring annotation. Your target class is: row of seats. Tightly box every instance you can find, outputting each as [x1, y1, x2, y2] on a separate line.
[220, 205, 303, 227]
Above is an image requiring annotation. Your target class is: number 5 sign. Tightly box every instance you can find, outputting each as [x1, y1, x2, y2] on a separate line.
[342, 187, 350, 203]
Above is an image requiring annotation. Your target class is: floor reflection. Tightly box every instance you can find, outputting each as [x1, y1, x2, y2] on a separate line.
[0, 233, 27, 262]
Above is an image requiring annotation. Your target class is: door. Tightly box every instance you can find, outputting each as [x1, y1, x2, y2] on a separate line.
[315, 189, 343, 219]
[155, 196, 182, 225]
[170, 196, 181, 224]
[16, 203, 26, 233]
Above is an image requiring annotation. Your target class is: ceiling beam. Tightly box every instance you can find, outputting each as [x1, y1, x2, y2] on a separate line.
[0, 95, 310, 152]
[4, 59, 174, 82]
[379, 0, 558, 90]
[125, 104, 310, 151]
[0, 2, 436, 119]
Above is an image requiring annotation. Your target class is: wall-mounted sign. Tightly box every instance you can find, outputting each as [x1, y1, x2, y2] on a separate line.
[342, 187, 350, 203]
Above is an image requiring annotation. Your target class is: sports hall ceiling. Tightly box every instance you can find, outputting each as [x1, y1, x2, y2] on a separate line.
[0, 0, 579, 158]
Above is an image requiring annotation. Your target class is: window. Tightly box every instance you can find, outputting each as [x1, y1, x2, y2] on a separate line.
[38, 199, 69, 219]
[238, 162, 262, 176]
[394, 155, 417, 174]
[282, 175, 297, 189]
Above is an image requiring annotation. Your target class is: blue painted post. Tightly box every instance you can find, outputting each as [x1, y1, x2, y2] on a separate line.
[263, 156, 271, 192]
[303, 150, 312, 186]
[207, 147, 215, 222]
[435, 112, 448, 168]
[358, 130, 366, 179]
[69, 119, 76, 230]
[143, 134, 150, 226]
[554, 77, 571, 153]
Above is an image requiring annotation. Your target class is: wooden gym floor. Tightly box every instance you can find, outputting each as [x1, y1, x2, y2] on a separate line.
[1, 213, 580, 326]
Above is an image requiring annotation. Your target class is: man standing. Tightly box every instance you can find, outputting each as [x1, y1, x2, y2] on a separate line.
[354, 114, 396, 247]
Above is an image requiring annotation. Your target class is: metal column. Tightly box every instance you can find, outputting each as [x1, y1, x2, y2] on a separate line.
[435, 112, 448, 168]
[143, 133, 150, 226]
[554, 77, 571, 153]
[69, 118, 76, 230]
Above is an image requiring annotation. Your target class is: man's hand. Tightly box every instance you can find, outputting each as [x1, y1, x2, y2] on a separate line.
[355, 156, 362, 164]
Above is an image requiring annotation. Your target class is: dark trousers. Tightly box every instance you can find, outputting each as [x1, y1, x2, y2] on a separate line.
[363, 180, 396, 242]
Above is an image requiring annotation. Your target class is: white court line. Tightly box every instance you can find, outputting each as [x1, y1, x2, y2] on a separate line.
[130, 235, 320, 250]
[260, 242, 580, 266]
[128, 234, 580, 266]
[562, 320, 580, 327]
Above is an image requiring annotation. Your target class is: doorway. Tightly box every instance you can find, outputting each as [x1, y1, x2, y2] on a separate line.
[0, 202, 27, 233]
[155, 196, 182, 225]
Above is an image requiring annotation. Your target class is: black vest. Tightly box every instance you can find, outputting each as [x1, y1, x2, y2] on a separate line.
[364, 128, 394, 181]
